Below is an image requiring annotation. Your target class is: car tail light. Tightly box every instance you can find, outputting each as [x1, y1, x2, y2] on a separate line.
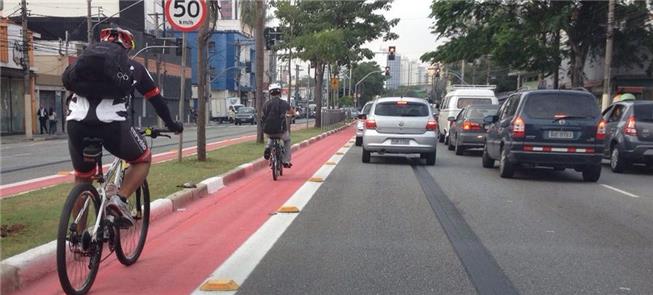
[596, 119, 607, 140]
[365, 119, 377, 129]
[624, 115, 637, 136]
[463, 120, 481, 130]
[426, 118, 438, 131]
[512, 116, 525, 138]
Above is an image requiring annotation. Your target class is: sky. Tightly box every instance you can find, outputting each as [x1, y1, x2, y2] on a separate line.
[2, 0, 441, 66]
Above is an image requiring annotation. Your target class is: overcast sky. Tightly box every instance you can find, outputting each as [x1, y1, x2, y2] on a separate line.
[2, 0, 441, 65]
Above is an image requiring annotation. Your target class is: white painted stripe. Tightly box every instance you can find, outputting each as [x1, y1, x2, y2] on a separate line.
[576, 148, 586, 153]
[532, 147, 544, 151]
[601, 184, 640, 198]
[191, 142, 352, 295]
[551, 148, 567, 152]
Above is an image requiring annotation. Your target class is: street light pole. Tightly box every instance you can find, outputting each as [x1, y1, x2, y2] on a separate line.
[354, 70, 383, 108]
[601, 0, 615, 111]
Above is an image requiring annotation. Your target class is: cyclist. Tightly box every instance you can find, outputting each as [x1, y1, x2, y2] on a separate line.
[262, 83, 295, 168]
[64, 27, 183, 228]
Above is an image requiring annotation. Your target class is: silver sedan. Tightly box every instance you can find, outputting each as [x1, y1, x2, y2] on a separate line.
[362, 97, 438, 165]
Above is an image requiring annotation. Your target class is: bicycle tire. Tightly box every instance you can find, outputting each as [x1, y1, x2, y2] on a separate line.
[278, 149, 284, 177]
[271, 147, 278, 181]
[115, 179, 150, 266]
[57, 183, 102, 295]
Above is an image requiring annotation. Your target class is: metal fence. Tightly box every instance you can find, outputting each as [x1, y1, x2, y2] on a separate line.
[320, 109, 347, 131]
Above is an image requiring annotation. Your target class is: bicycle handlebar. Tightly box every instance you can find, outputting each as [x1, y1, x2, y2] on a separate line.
[138, 127, 174, 139]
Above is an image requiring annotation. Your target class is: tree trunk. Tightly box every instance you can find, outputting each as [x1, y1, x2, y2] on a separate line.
[568, 40, 588, 88]
[552, 30, 561, 89]
[314, 63, 324, 128]
[255, 0, 265, 144]
[196, 13, 210, 161]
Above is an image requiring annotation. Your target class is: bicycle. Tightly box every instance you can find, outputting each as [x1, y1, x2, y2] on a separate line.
[269, 137, 285, 181]
[56, 127, 172, 295]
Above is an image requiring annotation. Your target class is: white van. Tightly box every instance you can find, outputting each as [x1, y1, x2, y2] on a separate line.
[437, 85, 498, 144]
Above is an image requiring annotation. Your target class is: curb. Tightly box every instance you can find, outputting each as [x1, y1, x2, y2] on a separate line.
[0, 122, 352, 294]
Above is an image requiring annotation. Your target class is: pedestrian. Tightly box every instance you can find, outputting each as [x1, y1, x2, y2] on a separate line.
[48, 107, 57, 135]
[37, 106, 49, 134]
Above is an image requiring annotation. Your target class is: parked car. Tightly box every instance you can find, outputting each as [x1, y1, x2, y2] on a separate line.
[448, 105, 500, 155]
[437, 85, 498, 145]
[362, 97, 438, 165]
[355, 102, 374, 146]
[482, 90, 604, 182]
[601, 100, 653, 172]
[234, 107, 256, 125]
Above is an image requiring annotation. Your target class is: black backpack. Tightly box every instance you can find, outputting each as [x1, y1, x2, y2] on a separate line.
[62, 42, 134, 100]
[263, 99, 286, 135]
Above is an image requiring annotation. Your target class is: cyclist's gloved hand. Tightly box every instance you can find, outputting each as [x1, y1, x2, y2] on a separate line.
[166, 121, 184, 134]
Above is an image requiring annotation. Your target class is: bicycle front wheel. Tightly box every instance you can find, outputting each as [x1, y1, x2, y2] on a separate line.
[271, 149, 278, 181]
[57, 183, 102, 295]
[115, 179, 150, 266]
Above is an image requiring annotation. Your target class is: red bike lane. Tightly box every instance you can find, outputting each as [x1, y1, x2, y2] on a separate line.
[14, 127, 353, 295]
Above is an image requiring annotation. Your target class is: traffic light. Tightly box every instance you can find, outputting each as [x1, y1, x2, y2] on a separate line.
[175, 38, 183, 56]
[388, 46, 396, 61]
[385, 66, 390, 76]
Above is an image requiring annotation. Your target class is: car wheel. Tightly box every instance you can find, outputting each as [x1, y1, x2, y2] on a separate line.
[362, 148, 371, 163]
[355, 137, 362, 146]
[438, 132, 445, 143]
[582, 164, 601, 182]
[444, 133, 450, 146]
[251, 121, 255, 125]
[610, 146, 628, 173]
[499, 147, 515, 178]
[425, 152, 436, 166]
[454, 136, 464, 155]
[482, 145, 495, 168]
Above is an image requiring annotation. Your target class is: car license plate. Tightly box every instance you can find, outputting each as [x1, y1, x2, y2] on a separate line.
[548, 131, 574, 139]
[391, 139, 409, 145]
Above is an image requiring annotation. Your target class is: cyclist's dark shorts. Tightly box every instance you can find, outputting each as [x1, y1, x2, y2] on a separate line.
[67, 120, 150, 178]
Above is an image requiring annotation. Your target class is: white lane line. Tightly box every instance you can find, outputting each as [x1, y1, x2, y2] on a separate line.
[600, 184, 640, 198]
[192, 141, 353, 295]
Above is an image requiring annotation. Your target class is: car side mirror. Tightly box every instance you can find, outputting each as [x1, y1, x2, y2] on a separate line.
[483, 115, 498, 125]
[447, 116, 456, 122]
[357, 114, 367, 120]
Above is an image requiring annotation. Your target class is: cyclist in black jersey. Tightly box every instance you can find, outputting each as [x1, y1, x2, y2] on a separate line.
[66, 27, 183, 228]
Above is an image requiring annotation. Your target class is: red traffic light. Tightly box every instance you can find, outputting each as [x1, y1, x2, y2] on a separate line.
[388, 46, 396, 61]
[384, 66, 390, 76]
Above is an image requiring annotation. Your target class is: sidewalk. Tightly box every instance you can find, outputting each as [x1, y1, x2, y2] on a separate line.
[0, 133, 67, 145]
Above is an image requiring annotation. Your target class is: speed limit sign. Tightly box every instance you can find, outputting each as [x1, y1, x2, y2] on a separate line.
[165, 0, 207, 32]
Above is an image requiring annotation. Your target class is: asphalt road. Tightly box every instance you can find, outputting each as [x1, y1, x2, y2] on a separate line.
[238, 142, 653, 294]
[0, 119, 313, 185]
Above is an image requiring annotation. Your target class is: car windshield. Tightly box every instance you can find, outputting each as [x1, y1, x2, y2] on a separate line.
[457, 97, 493, 109]
[374, 101, 429, 117]
[465, 107, 499, 120]
[523, 93, 598, 119]
[634, 104, 653, 122]
[238, 107, 254, 114]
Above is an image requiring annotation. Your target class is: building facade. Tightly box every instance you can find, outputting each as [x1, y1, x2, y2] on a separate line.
[387, 54, 401, 90]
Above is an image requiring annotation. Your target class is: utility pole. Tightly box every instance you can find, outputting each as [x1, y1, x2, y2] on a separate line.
[87, 0, 92, 43]
[294, 64, 301, 104]
[486, 56, 491, 85]
[21, 0, 33, 139]
[287, 52, 292, 102]
[196, 7, 211, 161]
[177, 33, 187, 162]
[461, 60, 465, 85]
[255, 0, 265, 143]
[601, 0, 615, 111]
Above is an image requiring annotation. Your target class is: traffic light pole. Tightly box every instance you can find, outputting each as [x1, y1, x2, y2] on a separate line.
[177, 32, 187, 162]
[354, 70, 383, 107]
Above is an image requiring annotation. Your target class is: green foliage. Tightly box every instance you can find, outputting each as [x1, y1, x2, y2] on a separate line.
[352, 61, 386, 105]
[339, 95, 354, 107]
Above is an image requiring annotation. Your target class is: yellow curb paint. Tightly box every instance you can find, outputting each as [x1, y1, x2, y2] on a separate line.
[308, 177, 324, 183]
[199, 279, 239, 291]
[58, 171, 70, 176]
[344, 145, 352, 147]
[325, 161, 337, 165]
[336, 152, 345, 155]
[278, 206, 300, 213]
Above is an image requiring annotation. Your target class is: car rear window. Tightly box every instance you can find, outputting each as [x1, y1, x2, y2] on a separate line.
[523, 93, 598, 119]
[457, 97, 493, 109]
[374, 101, 429, 117]
[466, 107, 499, 119]
[238, 107, 254, 113]
[362, 104, 372, 115]
[634, 104, 653, 122]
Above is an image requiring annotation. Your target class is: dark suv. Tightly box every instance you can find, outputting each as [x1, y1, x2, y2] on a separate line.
[482, 90, 605, 182]
[601, 100, 653, 172]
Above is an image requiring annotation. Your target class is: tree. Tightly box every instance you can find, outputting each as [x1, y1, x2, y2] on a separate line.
[255, 0, 265, 143]
[352, 61, 386, 105]
[275, 0, 398, 127]
[421, 0, 653, 88]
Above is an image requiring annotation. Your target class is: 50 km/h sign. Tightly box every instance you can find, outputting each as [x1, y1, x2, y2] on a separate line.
[165, 0, 207, 32]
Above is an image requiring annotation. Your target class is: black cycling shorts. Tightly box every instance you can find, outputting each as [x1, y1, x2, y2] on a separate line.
[67, 120, 150, 178]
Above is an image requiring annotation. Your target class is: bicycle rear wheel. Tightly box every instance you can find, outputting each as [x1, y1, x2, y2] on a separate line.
[115, 179, 150, 266]
[278, 149, 284, 177]
[57, 183, 102, 295]
[271, 147, 278, 181]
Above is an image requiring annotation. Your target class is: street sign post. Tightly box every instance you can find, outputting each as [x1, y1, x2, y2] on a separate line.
[165, 0, 206, 161]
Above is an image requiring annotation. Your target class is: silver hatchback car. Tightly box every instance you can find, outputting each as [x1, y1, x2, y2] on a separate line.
[362, 97, 438, 165]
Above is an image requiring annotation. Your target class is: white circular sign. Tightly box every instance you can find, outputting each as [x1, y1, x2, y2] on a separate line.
[165, 0, 207, 32]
